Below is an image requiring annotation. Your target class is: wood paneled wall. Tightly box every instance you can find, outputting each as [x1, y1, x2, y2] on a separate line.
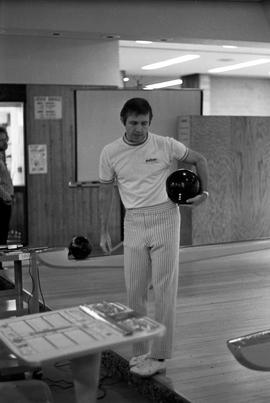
[181, 116, 270, 245]
[26, 85, 121, 247]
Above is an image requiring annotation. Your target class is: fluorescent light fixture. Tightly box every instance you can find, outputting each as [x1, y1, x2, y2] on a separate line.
[136, 40, 153, 44]
[144, 79, 183, 90]
[208, 58, 270, 73]
[222, 45, 238, 49]
[142, 54, 200, 70]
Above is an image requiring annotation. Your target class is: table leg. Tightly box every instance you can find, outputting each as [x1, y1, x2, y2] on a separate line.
[29, 252, 39, 313]
[14, 260, 24, 314]
[70, 352, 101, 403]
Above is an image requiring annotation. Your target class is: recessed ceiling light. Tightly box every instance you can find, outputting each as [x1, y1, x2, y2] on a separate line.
[218, 58, 234, 62]
[136, 40, 153, 44]
[209, 58, 270, 73]
[144, 79, 183, 90]
[142, 55, 200, 70]
[102, 34, 121, 39]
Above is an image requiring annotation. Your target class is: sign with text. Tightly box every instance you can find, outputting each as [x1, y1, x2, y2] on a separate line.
[34, 96, 62, 120]
[28, 144, 47, 174]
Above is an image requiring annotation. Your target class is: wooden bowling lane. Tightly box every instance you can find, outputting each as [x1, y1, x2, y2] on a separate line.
[165, 247, 270, 403]
[3, 239, 270, 403]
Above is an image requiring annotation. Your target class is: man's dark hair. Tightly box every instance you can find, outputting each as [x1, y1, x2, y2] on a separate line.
[120, 98, 153, 124]
[0, 126, 7, 135]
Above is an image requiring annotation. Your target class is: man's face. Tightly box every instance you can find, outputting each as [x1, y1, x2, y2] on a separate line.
[0, 132, 8, 152]
[123, 113, 150, 144]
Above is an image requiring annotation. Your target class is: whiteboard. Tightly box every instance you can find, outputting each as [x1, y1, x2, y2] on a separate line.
[76, 89, 202, 182]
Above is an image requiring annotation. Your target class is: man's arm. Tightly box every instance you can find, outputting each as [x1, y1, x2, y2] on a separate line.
[183, 148, 209, 205]
[99, 181, 115, 253]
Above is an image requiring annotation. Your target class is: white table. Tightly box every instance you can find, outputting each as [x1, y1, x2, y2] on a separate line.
[0, 301, 165, 403]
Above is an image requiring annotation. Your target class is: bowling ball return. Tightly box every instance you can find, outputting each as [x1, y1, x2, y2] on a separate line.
[37, 242, 124, 269]
[227, 329, 270, 371]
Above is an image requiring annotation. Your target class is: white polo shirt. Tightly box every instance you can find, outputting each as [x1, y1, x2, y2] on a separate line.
[99, 132, 188, 209]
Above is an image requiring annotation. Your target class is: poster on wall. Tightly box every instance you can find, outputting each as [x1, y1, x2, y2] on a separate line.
[34, 96, 62, 119]
[28, 144, 47, 174]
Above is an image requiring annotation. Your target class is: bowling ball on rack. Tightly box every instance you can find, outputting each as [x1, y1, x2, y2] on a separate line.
[166, 169, 201, 204]
[68, 235, 92, 260]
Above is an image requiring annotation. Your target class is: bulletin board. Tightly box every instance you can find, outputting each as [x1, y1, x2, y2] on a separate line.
[75, 89, 202, 182]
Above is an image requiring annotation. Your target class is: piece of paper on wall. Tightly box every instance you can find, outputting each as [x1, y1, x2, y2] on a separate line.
[34, 96, 62, 119]
[28, 144, 47, 174]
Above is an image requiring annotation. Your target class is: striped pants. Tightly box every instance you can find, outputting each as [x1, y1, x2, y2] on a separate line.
[123, 200, 180, 359]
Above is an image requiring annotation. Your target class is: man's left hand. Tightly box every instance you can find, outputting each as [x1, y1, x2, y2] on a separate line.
[185, 192, 209, 206]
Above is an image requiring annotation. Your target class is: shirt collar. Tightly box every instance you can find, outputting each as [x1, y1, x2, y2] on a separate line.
[123, 132, 149, 146]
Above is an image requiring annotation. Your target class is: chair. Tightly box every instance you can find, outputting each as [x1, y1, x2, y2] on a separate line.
[0, 341, 53, 403]
[0, 379, 53, 403]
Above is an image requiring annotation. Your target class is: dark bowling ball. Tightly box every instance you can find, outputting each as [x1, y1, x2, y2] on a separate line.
[68, 235, 92, 259]
[166, 169, 201, 204]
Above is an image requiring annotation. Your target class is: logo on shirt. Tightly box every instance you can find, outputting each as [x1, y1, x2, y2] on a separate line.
[145, 158, 158, 163]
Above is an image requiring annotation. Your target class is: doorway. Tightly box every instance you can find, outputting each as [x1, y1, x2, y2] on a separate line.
[0, 102, 27, 245]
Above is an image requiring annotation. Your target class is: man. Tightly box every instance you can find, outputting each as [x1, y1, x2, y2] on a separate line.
[0, 127, 14, 251]
[99, 98, 208, 377]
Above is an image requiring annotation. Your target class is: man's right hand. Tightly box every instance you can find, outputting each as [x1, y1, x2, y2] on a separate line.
[100, 232, 112, 254]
